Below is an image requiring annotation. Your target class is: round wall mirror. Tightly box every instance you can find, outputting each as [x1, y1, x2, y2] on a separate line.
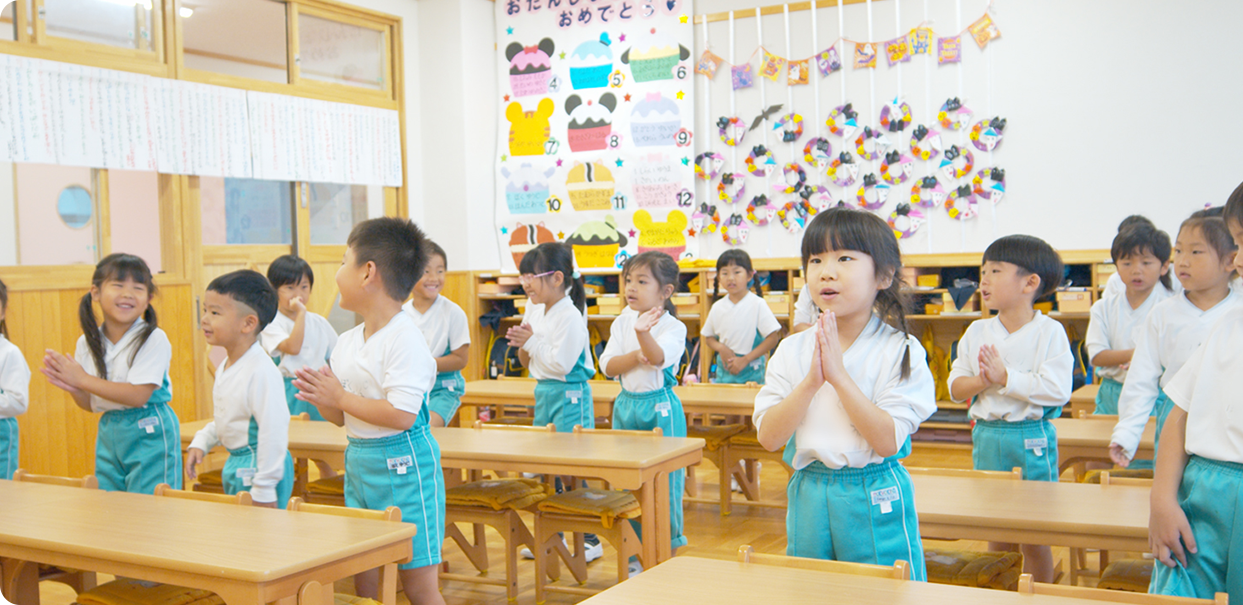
[57, 185, 93, 229]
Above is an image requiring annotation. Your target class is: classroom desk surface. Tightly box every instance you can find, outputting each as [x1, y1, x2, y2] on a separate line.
[1068, 384, 1099, 417]
[180, 421, 704, 567]
[0, 480, 415, 605]
[1051, 416, 1155, 474]
[910, 473, 1149, 551]
[580, 555, 1121, 605]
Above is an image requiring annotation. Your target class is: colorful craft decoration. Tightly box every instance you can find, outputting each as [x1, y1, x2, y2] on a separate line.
[787, 59, 809, 85]
[853, 42, 877, 69]
[909, 125, 943, 161]
[825, 103, 859, 138]
[778, 200, 812, 233]
[731, 64, 754, 90]
[879, 150, 915, 185]
[937, 97, 973, 130]
[721, 213, 750, 246]
[937, 36, 962, 64]
[773, 112, 805, 143]
[717, 116, 746, 147]
[717, 172, 747, 205]
[854, 127, 890, 161]
[774, 163, 807, 194]
[879, 98, 912, 132]
[694, 152, 724, 181]
[797, 183, 834, 211]
[816, 46, 842, 75]
[969, 117, 1006, 152]
[944, 184, 977, 220]
[803, 137, 832, 169]
[910, 176, 947, 209]
[827, 152, 859, 187]
[855, 174, 890, 211]
[972, 167, 1006, 205]
[692, 202, 721, 234]
[888, 203, 925, 239]
[938, 145, 975, 181]
[746, 194, 775, 226]
[695, 50, 724, 78]
[968, 13, 1001, 48]
[745, 145, 777, 177]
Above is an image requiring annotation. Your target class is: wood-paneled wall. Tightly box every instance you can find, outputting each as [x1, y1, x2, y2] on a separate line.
[6, 281, 198, 478]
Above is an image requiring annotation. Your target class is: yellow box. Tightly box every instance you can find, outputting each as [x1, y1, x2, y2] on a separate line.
[1034, 301, 1054, 314]
[916, 274, 942, 288]
[1056, 290, 1092, 313]
[941, 292, 977, 314]
[596, 295, 624, 315]
[670, 294, 697, 306]
[764, 292, 789, 315]
[515, 299, 527, 313]
[675, 304, 698, 317]
[924, 303, 943, 315]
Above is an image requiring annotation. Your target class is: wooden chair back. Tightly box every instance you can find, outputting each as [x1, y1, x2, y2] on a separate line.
[292, 412, 311, 421]
[473, 420, 555, 432]
[11, 469, 98, 489]
[572, 425, 663, 437]
[287, 496, 401, 522]
[905, 466, 1022, 480]
[1100, 471, 1154, 488]
[737, 545, 909, 581]
[1076, 410, 1120, 420]
[154, 483, 252, 505]
[1018, 574, 1226, 604]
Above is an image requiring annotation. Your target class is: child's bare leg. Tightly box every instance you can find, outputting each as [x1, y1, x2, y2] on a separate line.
[1021, 544, 1054, 583]
[354, 569, 379, 599]
[399, 565, 445, 605]
[429, 412, 447, 428]
[313, 459, 337, 479]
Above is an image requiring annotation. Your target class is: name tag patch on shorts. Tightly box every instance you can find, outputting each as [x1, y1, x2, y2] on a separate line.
[387, 455, 414, 475]
[566, 390, 582, 404]
[1025, 437, 1048, 457]
[870, 486, 901, 514]
[655, 400, 671, 417]
[137, 417, 159, 434]
[442, 380, 457, 392]
[236, 468, 256, 487]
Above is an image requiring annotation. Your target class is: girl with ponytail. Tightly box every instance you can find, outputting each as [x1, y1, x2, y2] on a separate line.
[42, 253, 181, 493]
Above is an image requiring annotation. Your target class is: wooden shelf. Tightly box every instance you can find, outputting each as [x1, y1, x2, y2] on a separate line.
[479, 294, 524, 300]
[919, 421, 971, 430]
[908, 313, 981, 320]
[937, 401, 968, 410]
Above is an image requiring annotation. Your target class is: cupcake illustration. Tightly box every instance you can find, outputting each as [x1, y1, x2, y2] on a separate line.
[506, 38, 555, 98]
[508, 222, 556, 269]
[566, 216, 629, 269]
[569, 33, 614, 90]
[500, 163, 556, 215]
[630, 93, 681, 147]
[565, 93, 617, 153]
[621, 27, 691, 83]
[565, 160, 616, 211]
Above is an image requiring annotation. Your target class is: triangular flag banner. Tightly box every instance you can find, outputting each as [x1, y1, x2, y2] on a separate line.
[816, 45, 842, 75]
[696, 50, 724, 78]
[731, 63, 754, 90]
[968, 14, 1001, 48]
[908, 27, 933, 55]
[760, 49, 784, 81]
[884, 36, 911, 66]
[787, 59, 809, 85]
[937, 36, 962, 64]
[853, 42, 877, 69]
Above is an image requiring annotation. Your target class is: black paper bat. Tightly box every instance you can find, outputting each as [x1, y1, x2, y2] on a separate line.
[749, 104, 784, 131]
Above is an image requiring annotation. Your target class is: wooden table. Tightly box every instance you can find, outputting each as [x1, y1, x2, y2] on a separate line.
[911, 473, 1149, 551]
[1069, 384, 1099, 417]
[1051, 416, 1155, 478]
[180, 421, 704, 568]
[580, 555, 1123, 605]
[460, 379, 760, 423]
[0, 480, 415, 605]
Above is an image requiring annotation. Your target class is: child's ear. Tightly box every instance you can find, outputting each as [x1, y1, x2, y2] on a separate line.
[1024, 273, 1041, 294]
[877, 270, 894, 290]
[90, 285, 101, 302]
[242, 313, 259, 335]
[662, 283, 676, 300]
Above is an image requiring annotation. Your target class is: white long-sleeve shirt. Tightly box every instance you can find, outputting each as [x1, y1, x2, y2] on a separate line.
[1085, 286, 1171, 383]
[521, 296, 592, 381]
[1112, 290, 1242, 458]
[74, 319, 173, 413]
[189, 342, 290, 503]
[259, 310, 338, 378]
[702, 291, 782, 355]
[1165, 306, 1243, 464]
[754, 315, 937, 470]
[793, 284, 819, 326]
[948, 313, 1073, 422]
[599, 310, 687, 393]
[403, 296, 471, 357]
[0, 335, 30, 419]
[331, 311, 437, 439]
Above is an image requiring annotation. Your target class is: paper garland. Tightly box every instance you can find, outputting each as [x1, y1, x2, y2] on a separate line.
[854, 127, 890, 161]
[853, 42, 878, 69]
[937, 97, 974, 130]
[938, 145, 975, 180]
[721, 213, 749, 245]
[969, 14, 1001, 49]
[778, 200, 814, 233]
[692, 202, 721, 233]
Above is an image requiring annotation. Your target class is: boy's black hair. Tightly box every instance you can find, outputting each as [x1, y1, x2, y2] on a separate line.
[1117, 215, 1155, 233]
[0, 277, 8, 338]
[208, 270, 278, 331]
[1179, 216, 1237, 269]
[519, 242, 587, 313]
[426, 241, 447, 264]
[346, 217, 429, 302]
[267, 254, 314, 289]
[1191, 206, 1224, 219]
[1226, 182, 1243, 231]
[714, 249, 763, 299]
[1111, 225, 1173, 292]
[982, 235, 1064, 302]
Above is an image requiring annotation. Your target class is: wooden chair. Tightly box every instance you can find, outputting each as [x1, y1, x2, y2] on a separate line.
[287, 497, 403, 605]
[440, 422, 556, 601]
[905, 466, 1023, 480]
[1018, 573, 1227, 604]
[736, 545, 909, 580]
[1070, 472, 1154, 587]
[11, 469, 99, 489]
[722, 426, 795, 515]
[2, 470, 99, 603]
[532, 426, 658, 603]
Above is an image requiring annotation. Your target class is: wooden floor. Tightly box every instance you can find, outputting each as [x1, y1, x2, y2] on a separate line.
[36, 443, 1137, 605]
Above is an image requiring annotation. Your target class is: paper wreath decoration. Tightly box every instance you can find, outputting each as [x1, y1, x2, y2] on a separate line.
[721, 213, 750, 246]
[828, 152, 859, 187]
[879, 150, 915, 185]
[773, 162, 808, 194]
[694, 152, 724, 181]
[888, 203, 925, 239]
[825, 102, 860, 138]
[717, 116, 746, 147]
[938, 145, 975, 180]
[910, 175, 948, 209]
[745, 145, 777, 177]
[879, 98, 913, 133]
[969, 116, 1006, 152]
[803, 137, 833, 169]
[854, 126, 891, 161]
[692, 202, 721, 234]
[797, 183, 834, 211]
[855, 173, 891, 210]
[773, 112, 805, 143]
[717, 172, 747, 205]
[778, 200, 814, 233]
[746, 194, 775, 226]
[971, 167, 1006, 205]
[909, 124, 943, 161]
[944, 184, 978, 220]
[937, 97, 974, 131]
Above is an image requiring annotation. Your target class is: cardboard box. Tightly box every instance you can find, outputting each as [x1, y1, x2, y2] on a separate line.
[792, 276, 806, 290]
[1056, 290, 1092, 313]
[764, 292, 789, 315]
[477, 282, 517, 295]
[670, 294, 697, 306]
[497, 276, 522, 286]
[916, 273, 942, 288]
[596, 295, 624, 315]
[941, 292, 977, 314]
[924, 303, 943, 315]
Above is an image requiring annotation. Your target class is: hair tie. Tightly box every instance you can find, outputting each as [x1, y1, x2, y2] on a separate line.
[572, 268, 581, 279]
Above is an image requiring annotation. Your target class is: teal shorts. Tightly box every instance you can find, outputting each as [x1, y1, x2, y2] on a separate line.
[223, 444, 295, 508]
[426, 371, 465, 425]
[0, 417, 16, 480]
[1151, 456, 1243, 603]
[284, 375, 325, 422]
[534, 380, 594, 432]
[972, 419, 1059, 482]
[1093, 378, 1123, 415]
[345, 424, 444, 570]
[96, 403, 182, 493]
[713, 354, 766, 384]
[613, 387, 687, 550]
[1130, 390, 1175, 471]
[785, 460, 926, 581]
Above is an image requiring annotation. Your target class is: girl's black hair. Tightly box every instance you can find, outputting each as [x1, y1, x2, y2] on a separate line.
[801, 206, 912, 379]
[1225, 181, 1243, 230]
[1111, 225, 1173, 292]
[519, 242, 586, 314]
[426, 240, 447, 264]
[0, 277, 8, 338]
[714, 249, 763, 299]
[79, 253, 159, 378]
[623, 251, 680, 317]
[1179, 216, 1238, 276]
[267, 254, 314, 289]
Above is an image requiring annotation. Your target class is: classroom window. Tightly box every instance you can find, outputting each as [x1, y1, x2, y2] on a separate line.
[108, 170, 162, 273]
[43, 0, 154, 51]
[1, 2, 17, 41]
[297, 13, 385, 91]
[181, 0, 288, 84]
[201, 176, 293, 245]
[0, 162, 100, 266]
[307, 182, 380, 245]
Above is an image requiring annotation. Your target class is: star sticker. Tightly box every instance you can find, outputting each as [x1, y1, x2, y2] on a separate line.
[681, 157, 690, 165]
[687, 228, 697, 237]
[623, 93, 632, 102]
[500, 226, 509, 234]
[556, 158, 563, 167]
[559, 52, 566, 59]
[556, 231, 565, 240]
[628, 229, 637, 238]
[506, 26, 514, 35]
[615, 158, 624, 167]
[618, 33, 626, 42]
[679, 14, 689, 23]
[503, 94, 510, 102]
[676, 90, 685, 100]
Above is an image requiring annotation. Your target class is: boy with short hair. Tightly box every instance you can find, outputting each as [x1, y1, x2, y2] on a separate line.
[261, 254, 338, 422]
[948, 234, 1073, 583]
[293, 217, 445, 605]
[186, 270, 294, 508]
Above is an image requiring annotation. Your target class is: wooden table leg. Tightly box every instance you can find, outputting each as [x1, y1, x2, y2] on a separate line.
[636, 479, 657, 569]
[1, 558, 39, 605]
[378, 562, 398, 605]
[293, 458, 309, 499]
[654, 470, 672, 563]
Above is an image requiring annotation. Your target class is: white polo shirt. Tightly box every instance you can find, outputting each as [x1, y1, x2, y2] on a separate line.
[74, 319, 172, 413]
[701, 291, 782, 356]
[1085, 286, 1172, 383]
[0, 335, 30, 419]
[948, 313, 1073, 422]
[331, 311, 436, 439]
[259, 311, 338, 378]
[402, 296, 471, 358]
[521, 296, 591, 381]
[1165, 306, 1243, 464]
[599, 310, 686, 393]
